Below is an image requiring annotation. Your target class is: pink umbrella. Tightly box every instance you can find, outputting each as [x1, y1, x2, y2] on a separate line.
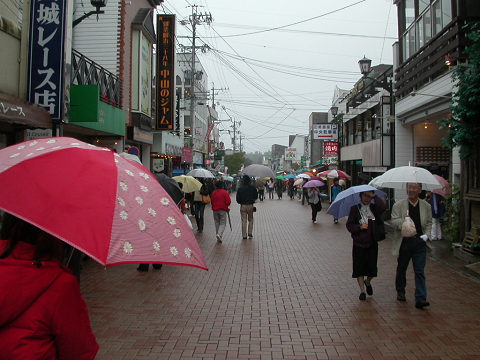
[303, 179, 325, 188]
[431, 174, 451, 198]
[0, 137, 207, 270]
[293, 178, 304, 186]
[318, 169, 351, 180]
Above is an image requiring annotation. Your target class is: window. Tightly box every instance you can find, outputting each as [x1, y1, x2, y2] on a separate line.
[423, 8, 432, 43]
[418, 0, 430, 14]
[441, 0, 452, 26]
[416, 19, 424, 49]
[408, 27, 416, 58]
[432, 0, 442, 36]
[404, 0, 415, 29]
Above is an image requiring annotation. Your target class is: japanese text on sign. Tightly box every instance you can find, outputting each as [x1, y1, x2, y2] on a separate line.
[27, 0, 66, 121]
[156, 15, 176, 130]
[313, 124, 338, 140]
[323, 141, 338, 156]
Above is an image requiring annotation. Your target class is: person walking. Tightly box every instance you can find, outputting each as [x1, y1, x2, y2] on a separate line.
[307, 187, 322, 223]
[267, 178, 274, 199]
[193, 179, 209, 233]
[275, 179, 284, 199]
[0, 213, 99, 359]
[236, 175, 258, 239]
[346, 191, 386, 301]
[331, 178, 344, 224]
[256, 178, 265, 202]
[211, 180, 231, 243]
[301, 178, 308, 205]
[391, 182, 433, 309]
[427, 191, 445, 240]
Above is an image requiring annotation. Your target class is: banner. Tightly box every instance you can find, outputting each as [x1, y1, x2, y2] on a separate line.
[313, 124, 338, 140]
[285, 148, 296, 161]
[156, 14, 175, 130]
[28, 0, 67, 122]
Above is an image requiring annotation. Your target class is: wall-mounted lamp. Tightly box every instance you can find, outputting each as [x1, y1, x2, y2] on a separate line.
[73, 0, 108, 27]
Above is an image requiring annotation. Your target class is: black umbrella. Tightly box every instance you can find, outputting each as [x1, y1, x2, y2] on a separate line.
[154, 173, 184, 206]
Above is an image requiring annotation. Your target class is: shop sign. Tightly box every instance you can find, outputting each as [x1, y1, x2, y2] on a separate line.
[27, 0, 66, 122]
[25, 128, 53, 140]
[156, 14, 175, 130]
[193, 152, 203, 165]
[165, 143, 182, 157]
[152, 158, 164, 172]
[323, 141, 338, 155]
[285, 148, 296, 161]
[133, 127, 153, 144]
[313, 124, 338, 140]
[181, 147, 193, 163]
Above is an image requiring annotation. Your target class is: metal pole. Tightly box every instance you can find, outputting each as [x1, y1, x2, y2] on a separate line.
[190, 7, 197, 162]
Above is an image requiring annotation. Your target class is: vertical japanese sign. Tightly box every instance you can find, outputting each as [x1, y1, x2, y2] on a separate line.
[156, 14, 175, 130]
[28, 0, 66, 122]
[323, 141, 338, 155]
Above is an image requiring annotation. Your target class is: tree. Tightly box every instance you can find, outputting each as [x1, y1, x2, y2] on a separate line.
[439, 24, 480, 159]
[224, 152, 246, 174]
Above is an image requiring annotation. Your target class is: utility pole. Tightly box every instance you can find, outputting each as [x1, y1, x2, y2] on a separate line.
[182, 5, 212, 161]
[210, 82, 227, 109]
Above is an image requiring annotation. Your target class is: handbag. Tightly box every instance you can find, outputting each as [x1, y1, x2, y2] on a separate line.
[201, 194, 211, 204]
[372, 217, 386, 242]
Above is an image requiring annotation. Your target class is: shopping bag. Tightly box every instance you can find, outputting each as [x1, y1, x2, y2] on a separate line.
[401, 212, 417, 237]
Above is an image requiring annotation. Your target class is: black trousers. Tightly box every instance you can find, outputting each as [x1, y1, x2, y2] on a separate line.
[193, 202, 205, 231]
[310, 202, 322, 221]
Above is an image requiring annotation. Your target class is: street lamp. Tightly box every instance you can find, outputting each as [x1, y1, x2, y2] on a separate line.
[73, 0, 108, 27]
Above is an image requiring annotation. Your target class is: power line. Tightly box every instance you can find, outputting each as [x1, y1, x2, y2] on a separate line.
[198, 0, 366, 38]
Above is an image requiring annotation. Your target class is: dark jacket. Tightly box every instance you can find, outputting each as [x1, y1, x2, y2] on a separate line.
[236, 184, 258, 205]
[0, 240, 98, 360]
[346, 197, 386, 248]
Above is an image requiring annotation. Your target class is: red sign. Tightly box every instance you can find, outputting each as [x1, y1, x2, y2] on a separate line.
[323, 141, 338, 156]
[181, 147, 193, 163]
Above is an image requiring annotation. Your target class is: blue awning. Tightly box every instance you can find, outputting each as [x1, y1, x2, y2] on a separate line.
[172, 169, 185, 176]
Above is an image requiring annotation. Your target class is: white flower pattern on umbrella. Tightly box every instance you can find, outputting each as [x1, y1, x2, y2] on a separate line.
[160, 197, 170, 206]
[173, 228, 181, 238]
[153, 241, 161, 252]
[148, 208, 156, 217]
[120, 210, 128, 220]
[139, 172, 149, 180]
[25, 153, 33, 157]
[46, 140, 56, 144]
[36, 147, 45, 151]
[29, 141, 38, 146]
[138, 219, 146, 231]
[140, 185, 148, 192]
[17, 145, 25, 149]
[125, 170, 134, 177]
[120, 182, 128, 191]
[184, 248, 192, 258]
[117, 197, 126, 207]
[135, 196, 143, 205]
[10, 153, 20, 158]
[170, 246, 178, 256]
[167, 216, 176, 225]
[52, 146, 61, 150]
[123, 241, 133, 254]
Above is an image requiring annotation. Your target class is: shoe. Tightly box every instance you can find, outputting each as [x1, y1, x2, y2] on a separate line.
[152, 264, 163, 270]
[312, 219, 316, 223]
[415, 299, 430, 309]
[359, 292, 366, 301]
[334, 219, 338, 224]
[197, 229, 203, 233]
[136, 266, 148, 272]
[248, 234, 253, 238]
[242, 237, 247, 240]
[216, 234, 222, 243]
[397, 292, 406, 302]
[364, 281, 373, 296]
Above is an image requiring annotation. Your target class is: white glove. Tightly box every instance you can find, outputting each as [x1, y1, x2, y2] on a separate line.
[420, 234, 428, 242]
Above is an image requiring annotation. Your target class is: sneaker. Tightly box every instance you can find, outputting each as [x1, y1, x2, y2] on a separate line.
[248, 234, 253, 238]
[397, 292, 406, 302]
[312, 219, 316, 223]
[415, 299, 430, 309]
[334, 219, 338, 224]
[359, 292, 366, 301]
[216, 234, 222, 243]
[364, 280, 373, 296]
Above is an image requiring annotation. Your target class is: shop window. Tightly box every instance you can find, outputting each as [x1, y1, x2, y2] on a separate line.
[432, 0, 442, 36]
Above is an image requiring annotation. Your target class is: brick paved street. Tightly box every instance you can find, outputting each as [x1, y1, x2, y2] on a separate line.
[81, 196, 480, 360]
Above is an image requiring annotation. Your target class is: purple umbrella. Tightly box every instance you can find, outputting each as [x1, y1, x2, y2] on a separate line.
[303, 179, 325, 188]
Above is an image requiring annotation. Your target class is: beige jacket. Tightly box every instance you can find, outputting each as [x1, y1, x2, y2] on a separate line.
[389, 198, 433, 256]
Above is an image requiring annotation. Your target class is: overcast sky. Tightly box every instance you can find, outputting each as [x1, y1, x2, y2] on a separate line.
[160, 0, 398, 153]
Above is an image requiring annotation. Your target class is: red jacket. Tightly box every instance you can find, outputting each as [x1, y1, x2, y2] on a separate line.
[0, 240, 98, 360]
[210, 188, 231, 211]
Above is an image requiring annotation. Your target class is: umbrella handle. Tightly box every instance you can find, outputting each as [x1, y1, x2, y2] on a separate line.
[65, 246, 75, 267]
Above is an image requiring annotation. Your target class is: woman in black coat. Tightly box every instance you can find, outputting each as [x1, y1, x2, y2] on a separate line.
[346, 191, 386, 301]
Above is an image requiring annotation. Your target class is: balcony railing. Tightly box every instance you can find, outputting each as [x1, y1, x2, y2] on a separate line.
[72, 49, 122, 108]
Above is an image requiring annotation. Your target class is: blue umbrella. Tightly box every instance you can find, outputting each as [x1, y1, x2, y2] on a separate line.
[327, 185, 386, 219]
[285, 174, 296, 179]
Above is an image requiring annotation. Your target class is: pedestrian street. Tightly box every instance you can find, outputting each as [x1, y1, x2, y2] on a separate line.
[81, 197, 480, 360]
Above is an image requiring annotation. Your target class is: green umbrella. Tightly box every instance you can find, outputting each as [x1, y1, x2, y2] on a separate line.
[276, 175, 285, 180]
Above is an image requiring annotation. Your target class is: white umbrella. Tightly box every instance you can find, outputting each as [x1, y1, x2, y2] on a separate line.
[187, 168, 215, 178]
[118, 152, 142, 164]
[369, 165, 443, 190]
[242, 164, 275, 178]
[297, 173, 311, 179]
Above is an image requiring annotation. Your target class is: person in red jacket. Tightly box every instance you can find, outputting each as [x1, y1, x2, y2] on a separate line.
[0, 213, 99, 360]
[210, 180, 231, 243]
